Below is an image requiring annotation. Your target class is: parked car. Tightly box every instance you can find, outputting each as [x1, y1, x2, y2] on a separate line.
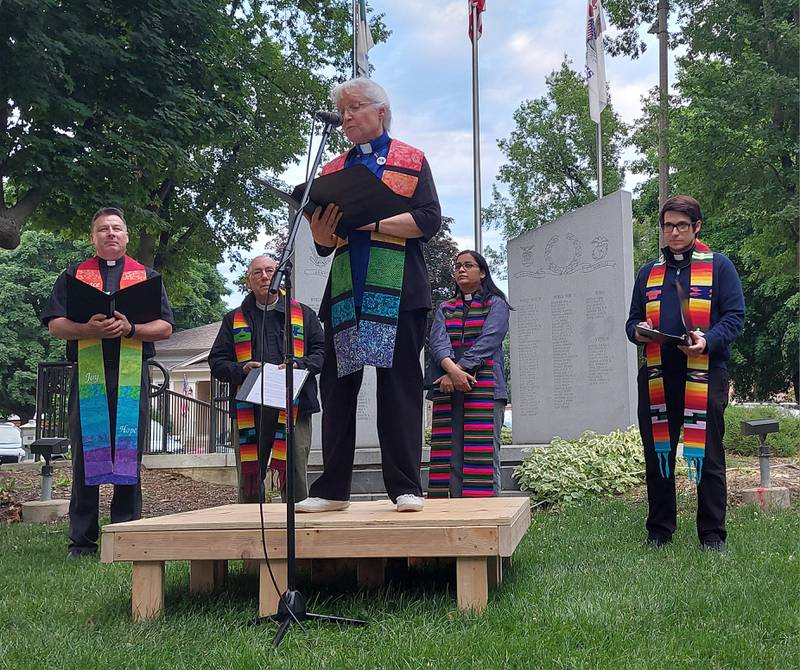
[149, 420, 183, 453]
[0, 423, 26, 464]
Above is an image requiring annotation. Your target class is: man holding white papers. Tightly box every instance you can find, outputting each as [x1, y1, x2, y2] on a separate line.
[209, 255, 324, 503]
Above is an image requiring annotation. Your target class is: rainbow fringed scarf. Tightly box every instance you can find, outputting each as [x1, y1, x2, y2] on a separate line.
[232, 298, 305, 501]
[322, 139, 424, 377]
[644, 240, 713, 484]
[429, 293, 497, 498]
[75, 256, 146, 485]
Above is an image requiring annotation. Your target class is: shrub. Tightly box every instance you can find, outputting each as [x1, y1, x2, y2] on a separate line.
[724, 405, 800, 457]
[513, 427, 645, 505]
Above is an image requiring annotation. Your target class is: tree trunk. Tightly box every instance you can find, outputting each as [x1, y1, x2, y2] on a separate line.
[137, 232, 157, 267]
[0, 187, 48, 249]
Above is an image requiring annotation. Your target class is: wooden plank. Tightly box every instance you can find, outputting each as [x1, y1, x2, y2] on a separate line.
[108, 526, 500, 561]
[242, 559, 260, 575]
[259, 559, 287, 618]
[103, 498, 530, 533]
[356, 558, 386, 588]
[456, 557, 489, 613]
[131, 561, 164, 621]
[499, 502, 531, 557]
[190, 560, 227, 593]
[487, 555, 503, 591]
[100, 531, 114, 564]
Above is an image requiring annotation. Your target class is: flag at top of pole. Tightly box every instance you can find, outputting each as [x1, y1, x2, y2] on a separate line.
[469, 0, 485, 41]
[585, 0, 608, 123]
[354, 0, 374, 78]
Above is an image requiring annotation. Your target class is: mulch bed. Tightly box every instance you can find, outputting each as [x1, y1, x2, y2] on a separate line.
[0, 461, 237, 524]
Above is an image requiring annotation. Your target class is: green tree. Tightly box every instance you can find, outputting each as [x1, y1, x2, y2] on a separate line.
[423, 216, 460, 306]
[0, 0, 387, 276]
[485, 59, 626, 243]
[626, 0, 798, 398]
[0, 231, 90, 420]
[167, 258, 230, 331]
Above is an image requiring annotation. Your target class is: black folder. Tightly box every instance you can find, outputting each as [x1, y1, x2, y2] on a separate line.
[290, 164, 412, 235]
[66, 274, 163, 324]
[635, 325, 690, 347]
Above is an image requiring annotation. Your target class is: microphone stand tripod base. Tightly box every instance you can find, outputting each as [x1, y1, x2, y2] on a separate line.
[253, 589, 367, 647]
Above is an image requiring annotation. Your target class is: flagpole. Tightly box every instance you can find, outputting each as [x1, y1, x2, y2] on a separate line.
[596, 122, 603, 198]
[352, 0, 358, 78]
[470, 2, 482, 254]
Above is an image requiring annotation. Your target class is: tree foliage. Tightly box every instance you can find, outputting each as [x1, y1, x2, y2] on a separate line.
[0, 0, 387, 276]
[627, 0, 799, 398]
[485, 59, 626, 243]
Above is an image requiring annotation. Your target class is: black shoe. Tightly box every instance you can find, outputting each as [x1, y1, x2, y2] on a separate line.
[646, 536, 672, 548]
[701, 540, 726, 554]
[67, 547, 97, 559]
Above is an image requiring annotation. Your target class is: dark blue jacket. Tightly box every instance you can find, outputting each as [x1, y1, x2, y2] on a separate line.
[626, 246, 745, 370]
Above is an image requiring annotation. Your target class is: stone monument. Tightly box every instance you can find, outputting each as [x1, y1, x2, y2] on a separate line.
[507, 190, 637, 444]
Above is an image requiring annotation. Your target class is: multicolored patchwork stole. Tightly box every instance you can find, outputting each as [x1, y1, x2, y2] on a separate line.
[429, 293, 497, 498]
[75, 256, 146, 485]
[232, 299, 305, 501]
[322, 139, 424, 377]
[644, 240, 713, 484]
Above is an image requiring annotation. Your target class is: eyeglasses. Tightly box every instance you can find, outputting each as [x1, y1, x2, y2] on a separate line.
[339, 100, 377, 115]
[660, 222, 694, 233]
[247, 268, 275, 279]
[454, 262, 479, 272]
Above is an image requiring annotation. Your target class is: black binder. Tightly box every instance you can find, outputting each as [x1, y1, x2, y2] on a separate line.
[66, 274, 163, 324]
[290, 164, 412, 235]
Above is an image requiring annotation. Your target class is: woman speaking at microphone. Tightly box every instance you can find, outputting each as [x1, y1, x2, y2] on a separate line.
[297, 78, 442, 514]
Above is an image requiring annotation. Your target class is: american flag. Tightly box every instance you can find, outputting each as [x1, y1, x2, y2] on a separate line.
[468, 0, 485, 43]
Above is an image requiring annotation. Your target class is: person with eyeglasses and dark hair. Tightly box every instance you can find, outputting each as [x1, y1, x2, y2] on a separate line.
[40, 207, 174, 558]
[209, 255, 324, 503]
[427, 250, 510, 498]
[626, 195, 744, 553]
[297, 77, 441, 514]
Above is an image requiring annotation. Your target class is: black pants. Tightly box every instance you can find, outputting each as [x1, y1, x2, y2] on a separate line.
[637, 364, 729, 543]
[68, 365, 147, 553]
[310, 308, 427, 503]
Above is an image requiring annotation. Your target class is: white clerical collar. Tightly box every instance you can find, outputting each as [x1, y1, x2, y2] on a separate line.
[358, 141, 373, 154]
[463, 293, 473, 301]
[256, 299, 279, 311]
[673, 253, 684, 261]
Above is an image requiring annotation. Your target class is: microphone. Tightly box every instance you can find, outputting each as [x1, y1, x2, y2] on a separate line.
[314, 110, 343, 127]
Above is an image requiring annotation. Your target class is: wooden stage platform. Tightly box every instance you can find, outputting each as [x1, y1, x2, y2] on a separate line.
[101, 497, 531, 621]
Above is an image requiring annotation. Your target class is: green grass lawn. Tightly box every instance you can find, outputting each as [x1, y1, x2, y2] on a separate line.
[1, 499, 798, 670]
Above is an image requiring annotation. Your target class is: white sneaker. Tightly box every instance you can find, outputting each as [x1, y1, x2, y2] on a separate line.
[295, 497, 350, 513]
[396, 494, 424, 512]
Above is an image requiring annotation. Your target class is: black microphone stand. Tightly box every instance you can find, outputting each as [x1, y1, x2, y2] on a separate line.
[256, 118, 367, 647]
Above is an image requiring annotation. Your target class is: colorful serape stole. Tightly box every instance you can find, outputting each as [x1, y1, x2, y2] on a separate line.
[232, 299, 305, 501]
[322, 139, 424, 377]
[429, 293, 497, 498]
[644, 240, 713, 484]
[75, 256, 146, 485]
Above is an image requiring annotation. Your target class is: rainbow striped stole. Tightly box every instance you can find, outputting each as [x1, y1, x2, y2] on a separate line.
[429, 293, 497, 498]
[232, 299, 304, 501]
[75, 256, 146, 486]
[644, 240, 713, 483]
[323, 139, 424, 377]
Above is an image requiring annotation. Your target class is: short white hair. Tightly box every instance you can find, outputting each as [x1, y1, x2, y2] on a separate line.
[330, 77, 392, 131]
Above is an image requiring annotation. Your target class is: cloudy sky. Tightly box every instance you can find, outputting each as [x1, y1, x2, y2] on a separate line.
[221, 0, 674, 305]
